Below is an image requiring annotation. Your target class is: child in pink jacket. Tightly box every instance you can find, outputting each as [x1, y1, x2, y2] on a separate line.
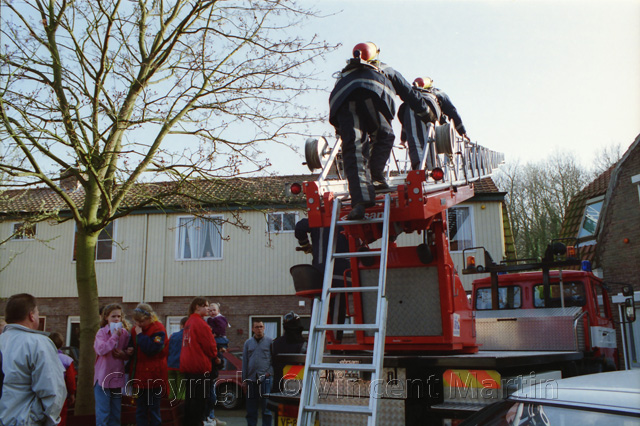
[94, 303, 132, 426]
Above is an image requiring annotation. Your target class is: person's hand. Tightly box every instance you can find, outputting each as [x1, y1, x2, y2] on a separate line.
[215, 357, 222, 365]
[112, 348, 126, 359]
[300, 243, 312, 254]
[69, 394, 76, 406]
[126, 347, 134, 356]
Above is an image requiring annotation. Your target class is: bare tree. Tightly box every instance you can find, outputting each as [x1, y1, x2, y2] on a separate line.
[592, 143, 623, 176]
[494, 152, 590, 260]
[0, 0, 335, 413]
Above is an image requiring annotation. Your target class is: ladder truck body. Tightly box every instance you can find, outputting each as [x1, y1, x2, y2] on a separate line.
[271, 128, 625, 425]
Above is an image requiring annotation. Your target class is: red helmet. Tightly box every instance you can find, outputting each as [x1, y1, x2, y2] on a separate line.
[413, 77, 434, 89]
[352, 42, 379, 61]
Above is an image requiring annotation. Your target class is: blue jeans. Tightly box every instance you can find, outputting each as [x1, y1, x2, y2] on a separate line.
[135, 388, 163, 426]
[208, 380, 217, 419]
[245, 377, 272, 426]
[94, 383, 122, 426]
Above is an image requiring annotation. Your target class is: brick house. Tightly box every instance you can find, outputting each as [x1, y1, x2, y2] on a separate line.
[0, 174, 507, 349]
[560, 134, 640, 368]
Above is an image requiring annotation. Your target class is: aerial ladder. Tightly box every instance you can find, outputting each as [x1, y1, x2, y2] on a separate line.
[294, 122, 504, 425]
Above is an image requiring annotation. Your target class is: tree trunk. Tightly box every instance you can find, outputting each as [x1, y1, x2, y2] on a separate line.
[73, 229, 101, 415]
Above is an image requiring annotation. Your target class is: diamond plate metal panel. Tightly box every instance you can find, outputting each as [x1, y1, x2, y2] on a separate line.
[475, 307, 582, 319]
[361, 267, 442, 336]
[318, 397, 405, 426]
[476, 308, 583, 351]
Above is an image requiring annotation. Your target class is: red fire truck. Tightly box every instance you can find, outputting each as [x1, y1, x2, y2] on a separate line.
[269, 135, 630, 426]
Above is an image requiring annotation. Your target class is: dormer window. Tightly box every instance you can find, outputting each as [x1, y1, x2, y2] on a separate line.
[577, 196, 604, 239]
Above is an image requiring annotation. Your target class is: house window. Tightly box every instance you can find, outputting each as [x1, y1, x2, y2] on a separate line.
[250, 316, 281, 340]
[73, 221, 116, 261]
[12, 222, 36, 240]
[166, 316, 185, 336]
[267, 212, 297, 233]
[448, 206, 474, 251]
[177, 215, 223, 260]
[66, 316, 80, 347]
[577, 196, 604, 239]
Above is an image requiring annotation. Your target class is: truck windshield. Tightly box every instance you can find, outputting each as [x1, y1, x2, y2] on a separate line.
[476, 286, 522, 310]
[533, 281, 586, 308]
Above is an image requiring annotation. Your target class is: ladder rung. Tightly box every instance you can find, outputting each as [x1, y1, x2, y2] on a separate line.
[333, 251, 381, 259]
[336, 217, 385, 226]
[328, 286, 378, 293]
[303, 404, 373, 415]
[309, 362, 376, 372]
[315, 323, 379, 331]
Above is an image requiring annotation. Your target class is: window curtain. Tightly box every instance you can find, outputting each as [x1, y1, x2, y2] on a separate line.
[263, 321, 278, 340]
[453, 207, 472, 250]
[179, 217, 221, 259]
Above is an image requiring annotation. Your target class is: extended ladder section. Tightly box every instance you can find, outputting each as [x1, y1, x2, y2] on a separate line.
[297, 194, 392, 426]
[305, 131, 504, 200]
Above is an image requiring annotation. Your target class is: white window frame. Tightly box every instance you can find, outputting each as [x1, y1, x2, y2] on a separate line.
[266, 211, 298, 233]
[447, 205, 475, 252]
[66, 316, 80, 346]
[577, 195, 604, 240]
[11, 221, 37, 241]
[166, 315, 185, 337]
[175, 214, 224, 261]
[632, 174, 640, 203]
[249, 315, 281, 340]
[72, 221, 117, 263]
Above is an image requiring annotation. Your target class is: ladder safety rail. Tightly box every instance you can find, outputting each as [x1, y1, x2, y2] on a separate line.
[297, 195, 392, 426]
[305, 134, 503, 202]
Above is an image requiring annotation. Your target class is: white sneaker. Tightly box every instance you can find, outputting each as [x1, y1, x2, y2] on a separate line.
[214, 419, 227, 426]
[203, 418, 216, 426]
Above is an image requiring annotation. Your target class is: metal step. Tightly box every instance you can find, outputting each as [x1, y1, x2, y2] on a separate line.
[333, 251, 381, 259]
[336, 217, 385, 226]
[309, 362, 376, 372]
[304, 404, 373, 415]
[315, 323, 379, 331]
[328, 286, 378, 293]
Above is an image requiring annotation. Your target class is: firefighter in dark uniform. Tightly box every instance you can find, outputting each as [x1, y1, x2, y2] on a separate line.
[400, 77, 469, 170]
[329, 42, 437, 220]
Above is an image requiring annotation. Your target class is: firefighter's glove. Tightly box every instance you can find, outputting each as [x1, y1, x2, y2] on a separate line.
[299, 243, 313, 254]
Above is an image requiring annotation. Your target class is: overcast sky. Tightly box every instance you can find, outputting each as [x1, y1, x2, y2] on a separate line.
[266, 0, 640, 175]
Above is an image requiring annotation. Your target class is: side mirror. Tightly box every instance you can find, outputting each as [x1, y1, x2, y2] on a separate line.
[623, 285, 636, 323]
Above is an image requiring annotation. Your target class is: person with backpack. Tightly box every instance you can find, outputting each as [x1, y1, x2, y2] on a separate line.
[329, 42, 437, 220]
[399, 76, 469, 170]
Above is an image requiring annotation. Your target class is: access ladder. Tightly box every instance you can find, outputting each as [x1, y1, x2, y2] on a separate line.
[297, 194, 393, 426]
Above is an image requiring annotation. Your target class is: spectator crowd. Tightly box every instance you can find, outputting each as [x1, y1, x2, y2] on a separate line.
[0, 293, 305, 426]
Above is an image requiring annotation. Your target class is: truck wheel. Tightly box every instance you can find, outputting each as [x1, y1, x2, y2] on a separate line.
[217, 383, 243, 410]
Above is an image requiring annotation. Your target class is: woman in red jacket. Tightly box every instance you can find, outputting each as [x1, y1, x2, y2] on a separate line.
[180, 297, 217, 426]
[130, 303, 168, 426]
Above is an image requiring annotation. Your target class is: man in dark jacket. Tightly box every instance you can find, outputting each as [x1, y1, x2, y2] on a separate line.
[400, 77, 469, 170]
[329, 42, 437, 220]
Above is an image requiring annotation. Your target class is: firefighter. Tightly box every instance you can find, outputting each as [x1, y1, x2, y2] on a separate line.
[400, 77, 469, 170]
[329, 42, 437, 220]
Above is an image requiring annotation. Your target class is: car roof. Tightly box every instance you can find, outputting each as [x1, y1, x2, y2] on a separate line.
[510, 370, 640, 414]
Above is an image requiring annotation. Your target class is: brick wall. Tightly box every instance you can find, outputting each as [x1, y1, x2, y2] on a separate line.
[596, 140, 640, 367]
[0, 294, 313, 350]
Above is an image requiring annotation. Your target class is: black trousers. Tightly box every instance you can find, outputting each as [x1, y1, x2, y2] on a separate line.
[183, 373, 211, 426]
[335, 92, 395, 206]
[400, 106, 436, 170]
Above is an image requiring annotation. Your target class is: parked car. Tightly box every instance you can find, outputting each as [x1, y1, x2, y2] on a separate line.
[216, 349, 245, 410]
[459, 369, 640, 425]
